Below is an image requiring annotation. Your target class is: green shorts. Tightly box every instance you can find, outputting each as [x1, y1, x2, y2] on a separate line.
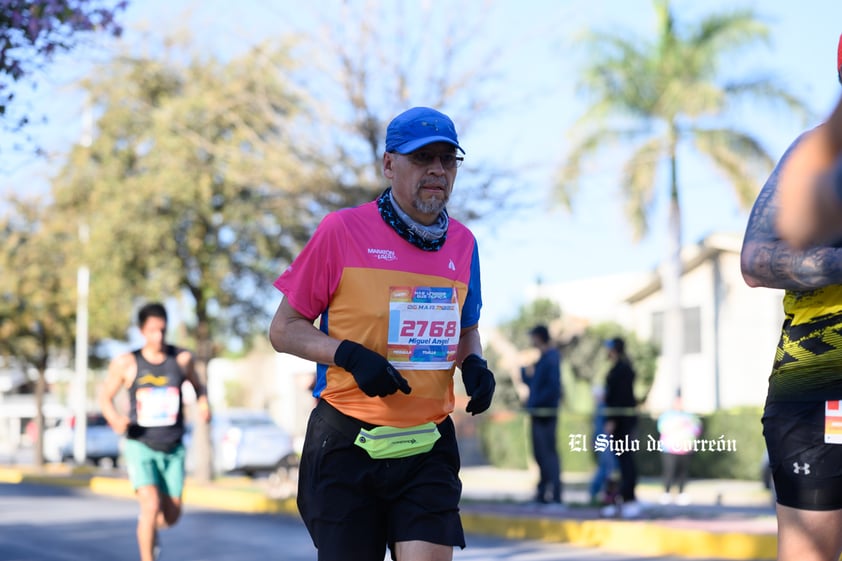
[123, 439, 186, 498]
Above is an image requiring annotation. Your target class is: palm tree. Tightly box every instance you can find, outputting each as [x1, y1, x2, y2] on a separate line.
[555, 0, 807, 409]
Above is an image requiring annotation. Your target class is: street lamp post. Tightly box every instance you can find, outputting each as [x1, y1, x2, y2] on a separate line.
[73, 227, 89, 465]
[73, 102, 93, 465]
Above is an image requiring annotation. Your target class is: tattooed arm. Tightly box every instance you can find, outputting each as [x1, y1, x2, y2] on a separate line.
[741, 132, 842, 290]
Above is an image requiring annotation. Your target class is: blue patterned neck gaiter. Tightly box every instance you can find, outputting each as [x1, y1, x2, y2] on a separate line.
[377, 187, 448, 251]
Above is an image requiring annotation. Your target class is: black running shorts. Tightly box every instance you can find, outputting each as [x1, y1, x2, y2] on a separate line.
[296, 401, 465, 561]
[763, 400, 842, 510]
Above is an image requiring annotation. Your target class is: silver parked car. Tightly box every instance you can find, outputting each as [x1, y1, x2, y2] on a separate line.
[187, 409, 298, 478]
[42, 413, 122, 467]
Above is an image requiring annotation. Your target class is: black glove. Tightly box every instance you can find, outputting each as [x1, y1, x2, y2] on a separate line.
[334, 340, 412, 398]
[461, 354, 495, 415]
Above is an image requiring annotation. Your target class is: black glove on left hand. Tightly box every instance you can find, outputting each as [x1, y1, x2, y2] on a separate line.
[461, 354, 496, 415]
[334, 340, 412, 398]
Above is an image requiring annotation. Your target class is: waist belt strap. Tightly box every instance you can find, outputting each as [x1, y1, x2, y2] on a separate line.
[314, 399, 377, 440]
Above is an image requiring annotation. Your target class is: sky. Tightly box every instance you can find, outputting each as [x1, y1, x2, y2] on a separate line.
[3, 0, 842, 329]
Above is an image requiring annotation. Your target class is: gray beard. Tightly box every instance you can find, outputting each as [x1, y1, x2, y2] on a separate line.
[414, 197, 446, 215]
[388, 190, 449, 241]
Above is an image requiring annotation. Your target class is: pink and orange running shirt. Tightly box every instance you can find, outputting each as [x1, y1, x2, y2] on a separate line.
[274, 200, 483, 427]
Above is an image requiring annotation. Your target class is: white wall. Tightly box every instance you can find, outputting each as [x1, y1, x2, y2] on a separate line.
[528, 271, 653, 325]
[714, 252, 784, 409]
[533, 238, 785, 415]
[626, 250, 783, 413]
[626, 260, 720, 413]
[270, 353, 317, 447]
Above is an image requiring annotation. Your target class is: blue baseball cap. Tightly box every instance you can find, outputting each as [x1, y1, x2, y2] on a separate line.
[385, 107, 465, 154]
[604, 337, 625, 353]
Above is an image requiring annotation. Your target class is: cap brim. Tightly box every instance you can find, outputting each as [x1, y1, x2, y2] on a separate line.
[392, 137, 465, 154]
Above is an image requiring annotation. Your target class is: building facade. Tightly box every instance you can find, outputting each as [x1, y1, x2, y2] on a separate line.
[529, 233, 784, 413]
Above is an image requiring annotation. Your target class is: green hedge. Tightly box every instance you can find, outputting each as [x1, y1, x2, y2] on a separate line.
[477, 406, 765, 480]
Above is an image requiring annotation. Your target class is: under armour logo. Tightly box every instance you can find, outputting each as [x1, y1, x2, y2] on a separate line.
[793, 462, 811, 475]
[448, 259, 456, 271]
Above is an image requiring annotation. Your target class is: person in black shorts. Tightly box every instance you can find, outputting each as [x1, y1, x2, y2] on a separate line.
[295, 401, 465, 561]
[741, 37, 842, 561]
[268, 107, 496, 561]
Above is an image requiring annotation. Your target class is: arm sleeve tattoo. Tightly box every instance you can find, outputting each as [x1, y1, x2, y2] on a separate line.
[741, 131, 842, 291]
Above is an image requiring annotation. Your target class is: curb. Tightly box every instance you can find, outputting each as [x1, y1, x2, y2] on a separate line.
[1, 466, 776, 560]
[0, 466, 92, 487]
[88, 476, 299, 515]
[460, 511, 776, 560]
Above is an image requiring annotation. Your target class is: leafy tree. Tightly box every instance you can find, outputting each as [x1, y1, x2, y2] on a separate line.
[0, 195, 77, 465]
[1, 0, 127, 130]
[554, 0, 807, 407]
[487, 298, 562, 411]
[494, 299, 657, 414]
[563, 322, 659, 408]
[286, 1, 524, 220]
[52, 41, 317, 481]
[498, 297, 562, 350]
[49, 5, 544, 477]
[480, 344, 518, 411]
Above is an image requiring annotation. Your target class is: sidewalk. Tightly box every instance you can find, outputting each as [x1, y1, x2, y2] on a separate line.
[458, 466, 777, 560]
[0, 463, 778, 560]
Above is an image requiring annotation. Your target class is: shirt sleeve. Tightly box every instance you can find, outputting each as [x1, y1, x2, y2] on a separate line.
[273, 211, 346, 320]
[460, 238, 483, 328]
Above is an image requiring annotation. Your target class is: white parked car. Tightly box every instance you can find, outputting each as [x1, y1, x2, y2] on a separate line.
[42, 413, 122, 467]
[186, 409, 298, 478]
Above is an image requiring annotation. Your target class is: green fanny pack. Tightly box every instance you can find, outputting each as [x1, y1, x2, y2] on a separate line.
[354, 422, 441, 459]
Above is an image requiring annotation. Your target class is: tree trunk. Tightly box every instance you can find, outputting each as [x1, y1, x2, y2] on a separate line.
[190, 317, 215, 483]
[34, 368, 46, 467]
[650, 142, 683, 411]
[660, 197, 683, 404]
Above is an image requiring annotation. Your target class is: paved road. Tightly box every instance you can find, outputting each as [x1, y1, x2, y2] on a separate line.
[0, 482, 752, 561]
[0, 482, 314, 561]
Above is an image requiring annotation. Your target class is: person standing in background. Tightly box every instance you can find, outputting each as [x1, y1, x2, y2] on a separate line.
[589, 385, 618, 505]
[657, 395, 702, 505]
[601, 336, 640, 518]
[521, 324, 563, 506]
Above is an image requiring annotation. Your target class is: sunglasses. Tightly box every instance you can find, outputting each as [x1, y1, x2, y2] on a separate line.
[398, 152, 464, 169]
